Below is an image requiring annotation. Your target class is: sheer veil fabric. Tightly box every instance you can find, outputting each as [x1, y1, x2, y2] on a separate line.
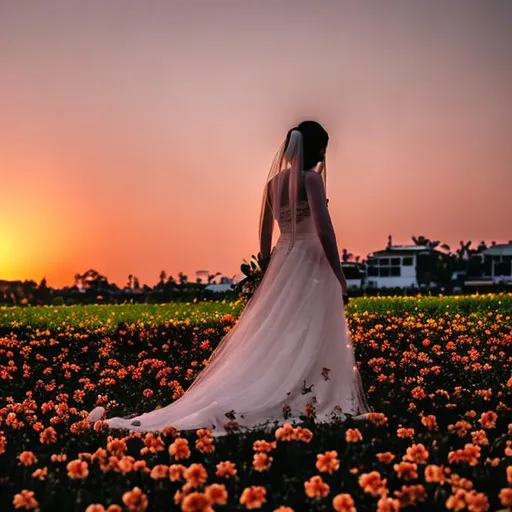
[89, 130, 372, 435]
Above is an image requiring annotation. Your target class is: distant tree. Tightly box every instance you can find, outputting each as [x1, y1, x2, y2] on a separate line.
[477, 241, 488, 252]
[127, 274, 133, 289]
[133, 277, 140, 290]
[159, 270, 167, 284]
[207, 272, 222, 284]
[457, 241, 472, 261]
[178, 272, 188, 285]
[341, 248, 354, 263]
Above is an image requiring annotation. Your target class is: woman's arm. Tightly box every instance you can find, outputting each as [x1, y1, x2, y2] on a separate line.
[259, 188, 274, 260]
[304, 170, 348, 294]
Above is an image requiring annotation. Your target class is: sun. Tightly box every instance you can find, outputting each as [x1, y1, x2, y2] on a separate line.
[0, 225, 25, 281]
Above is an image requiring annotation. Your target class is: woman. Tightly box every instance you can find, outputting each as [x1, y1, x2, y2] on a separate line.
[88, 120, 372, 434]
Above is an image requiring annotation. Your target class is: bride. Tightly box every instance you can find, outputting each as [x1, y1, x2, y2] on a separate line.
[88, 120, 372, 434]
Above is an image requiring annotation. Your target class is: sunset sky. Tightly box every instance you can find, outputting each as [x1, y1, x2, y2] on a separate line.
[1, 0, 511, 288]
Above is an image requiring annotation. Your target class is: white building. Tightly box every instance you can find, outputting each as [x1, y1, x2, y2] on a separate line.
[341, 262, 365, 290]
[465, 243, 512, 286]
[365, 245, 435, 289]
[204, 276, 237, 293]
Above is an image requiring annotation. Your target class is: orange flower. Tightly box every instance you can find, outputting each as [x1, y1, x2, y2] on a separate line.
[39, 426, 57, 444]
[85, 506, 106, 512]
[13, 490, 39, 510]
[142, 433, 165, 454]
[479, 411, 497, 429]
[150, 464, 168, 480]
[358, 471, 387, 497]
[205, 483, 228, 506]
[215, 461, 237, 478]
[332, 493, 356, 512]
[117, 456, 135, 475]
[316, 450, 340, 474]
[195, 436, 215, 454]
[367, 412, 388, 426]
[273, 508, 294, 512]
[253, 453, 273, 472]
[133, 460, 149, 473]
[345, 428, 363, 443]
[446, 489, 467, 511]
[106, 438, 127, 457]
[253, 440, 276, 452]
[464, 490, 489, 512]
[67, 459, 89, 479]
[376, 496, 400, 512]
[470, 430, 489, 446]
[0, 432, 7, 455]
[304, 475, 330, 499]
[421, 414, 438, 430]
[394, 484, 427, 507]
[376, 452, 395, 464]
[393, 462, 418, 480]
[448, 444, 481, 466]
[122, 487, 148, 512]
[499, 488, 512, 507]
[425, 464, 445, 483]
[507, 465, 512, 485]
[169, 438, 191, 460]
[296, 426, 313, 443]
[184, 463, 208, 488]
[32, 467, 48, 480]
[169, 464, 186, 482]
[450, 474, 474, 492]
[51, 453, 67, 463]
[181, 492, 213, 512]
[239, 486, 267, 509]
[196, 428, 213, 438]
[448, 420, 472, 437]
[275, 424, 296, 441]
[18, 451, 38, 466]
[411, 386, 426, 400]
[397, 427, 415, 439]
[403, 443, 429, 463]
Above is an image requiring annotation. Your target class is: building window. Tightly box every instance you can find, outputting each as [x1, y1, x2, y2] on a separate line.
[391, 258, 400, 265]
[494, 262, 512, 276]
[379, 258, 389, 265]
[390, 266, 401, 277]
[379, 267, 390, 277]
[368, 267, 378, 277]
[403, 257, 413, 266]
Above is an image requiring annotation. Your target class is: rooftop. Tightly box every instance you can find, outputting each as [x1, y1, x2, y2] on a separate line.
[483, 243, 512, 256]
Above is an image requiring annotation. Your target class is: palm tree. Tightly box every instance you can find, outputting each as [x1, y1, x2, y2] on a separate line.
[207, 272, 222, 285]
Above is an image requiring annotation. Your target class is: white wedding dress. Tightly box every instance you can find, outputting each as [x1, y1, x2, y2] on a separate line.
[92, 188, 371, 435]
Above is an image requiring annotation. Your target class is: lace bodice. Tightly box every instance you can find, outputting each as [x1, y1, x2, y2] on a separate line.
[277, 199, 312, 231]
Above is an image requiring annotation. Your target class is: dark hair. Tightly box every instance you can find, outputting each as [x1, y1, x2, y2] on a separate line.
[285, 120, 329, 170]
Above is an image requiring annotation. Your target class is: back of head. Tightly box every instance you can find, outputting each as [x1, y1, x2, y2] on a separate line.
[285, 120, 329, 170]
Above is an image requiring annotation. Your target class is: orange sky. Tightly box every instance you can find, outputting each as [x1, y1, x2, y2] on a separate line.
[1, 0, 511, 288]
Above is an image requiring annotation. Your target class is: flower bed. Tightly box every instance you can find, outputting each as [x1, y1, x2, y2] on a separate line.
[0, 295, 511, 511]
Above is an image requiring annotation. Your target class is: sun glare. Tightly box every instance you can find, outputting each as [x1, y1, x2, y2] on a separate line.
[0, 225, 24, 281]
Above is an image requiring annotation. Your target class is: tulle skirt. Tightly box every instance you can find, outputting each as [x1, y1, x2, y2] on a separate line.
[103, 230, 371, 435]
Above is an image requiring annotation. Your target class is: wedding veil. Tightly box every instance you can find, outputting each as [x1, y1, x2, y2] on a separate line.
[258, 128, 326, 253]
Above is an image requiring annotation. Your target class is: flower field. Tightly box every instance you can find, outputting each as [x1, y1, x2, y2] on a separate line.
[1, 294, 511, 511]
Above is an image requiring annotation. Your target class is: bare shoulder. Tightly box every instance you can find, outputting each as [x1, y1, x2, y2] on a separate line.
[303, 169, 324, 188]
